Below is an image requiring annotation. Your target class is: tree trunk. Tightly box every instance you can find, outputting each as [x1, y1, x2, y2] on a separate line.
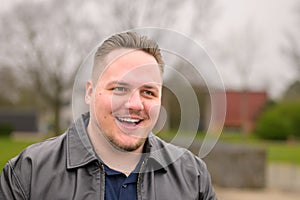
[53, 100, 61, 136]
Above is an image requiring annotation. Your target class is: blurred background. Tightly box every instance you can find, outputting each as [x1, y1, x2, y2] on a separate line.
[0, 0, 299, 199]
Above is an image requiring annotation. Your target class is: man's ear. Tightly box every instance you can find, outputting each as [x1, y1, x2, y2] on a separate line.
[85, 80, 93, 105]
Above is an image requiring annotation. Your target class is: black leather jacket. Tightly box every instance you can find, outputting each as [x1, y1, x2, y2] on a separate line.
[0, 114, 217, 200]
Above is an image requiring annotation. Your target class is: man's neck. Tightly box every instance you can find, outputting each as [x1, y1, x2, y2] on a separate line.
[87, 123, 144, 177]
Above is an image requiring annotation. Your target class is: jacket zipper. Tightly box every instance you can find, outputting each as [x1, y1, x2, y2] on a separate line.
[99, 162, 105, 200]
[137, 158, 148, 200]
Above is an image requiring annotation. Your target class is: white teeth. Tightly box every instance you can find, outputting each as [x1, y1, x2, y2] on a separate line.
[117, 117, 140, 123]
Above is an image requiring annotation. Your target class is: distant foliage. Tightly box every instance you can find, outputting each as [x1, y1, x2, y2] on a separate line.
[255, 101, 300, 140]
[0, 123, 13, 136]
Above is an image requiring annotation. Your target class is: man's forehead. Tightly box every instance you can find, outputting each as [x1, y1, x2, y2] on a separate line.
[107, 80, 161, 89]
[94, 48, 162, 87]
[105, 48, 135, 62]
[104, 48, 157, 65]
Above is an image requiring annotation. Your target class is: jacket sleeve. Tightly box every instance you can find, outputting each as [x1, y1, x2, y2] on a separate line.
[0, 161, 27, 200]
[197, 158, 218, 200]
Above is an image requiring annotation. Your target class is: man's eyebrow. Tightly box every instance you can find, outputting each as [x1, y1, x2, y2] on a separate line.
[142, 84, 160, 91]
[107, 81, 130, 86]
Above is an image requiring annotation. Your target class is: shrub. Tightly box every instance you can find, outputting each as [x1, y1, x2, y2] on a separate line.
[255, 101, 300, 140]
[0, 123, 14, 137]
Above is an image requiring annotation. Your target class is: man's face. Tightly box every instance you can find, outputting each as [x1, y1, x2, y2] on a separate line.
[86, 49, 162, 152]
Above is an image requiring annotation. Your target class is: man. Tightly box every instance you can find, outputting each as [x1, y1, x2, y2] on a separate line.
[0, 32, 217, 199]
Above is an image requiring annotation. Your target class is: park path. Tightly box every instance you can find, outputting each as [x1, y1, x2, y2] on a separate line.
[216, 187, 299, 200]
[216, 163, 300, 200]
[267, 163, 300, 191]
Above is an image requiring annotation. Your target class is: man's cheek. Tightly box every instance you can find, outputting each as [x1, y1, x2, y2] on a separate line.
[111, 96, 128, 112]
[148, 104, 164, 125]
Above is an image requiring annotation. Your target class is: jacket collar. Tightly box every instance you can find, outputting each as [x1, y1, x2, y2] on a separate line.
[67, 113, 98, 169]
[66, 113, 183, 171]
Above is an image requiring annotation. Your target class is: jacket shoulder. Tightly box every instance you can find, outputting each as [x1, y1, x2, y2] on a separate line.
[10, 133, 67, 168]
[1, 132, 68, 199]
[150, 136, 207, 172]
[149, 136, 217, 199]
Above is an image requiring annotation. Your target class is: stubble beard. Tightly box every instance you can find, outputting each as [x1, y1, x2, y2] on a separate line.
[107, 134, 146, 152]
[95, 120, 147, 152]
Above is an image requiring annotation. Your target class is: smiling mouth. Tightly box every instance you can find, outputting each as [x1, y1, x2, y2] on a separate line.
[115, 117, 143, 126]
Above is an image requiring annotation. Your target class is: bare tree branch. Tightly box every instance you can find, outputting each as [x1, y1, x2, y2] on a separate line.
[0, 0, 219, 135]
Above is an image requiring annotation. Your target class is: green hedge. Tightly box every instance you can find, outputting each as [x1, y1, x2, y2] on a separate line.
[0, 123, 14, 136]
[255, 101, 300, 140]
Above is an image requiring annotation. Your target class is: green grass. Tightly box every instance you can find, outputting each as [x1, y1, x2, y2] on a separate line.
[267, 142, 300, 165]
[0, 136, 40, 170]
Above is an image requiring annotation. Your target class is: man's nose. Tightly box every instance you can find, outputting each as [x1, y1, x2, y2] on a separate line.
[125, 90, 144, 110]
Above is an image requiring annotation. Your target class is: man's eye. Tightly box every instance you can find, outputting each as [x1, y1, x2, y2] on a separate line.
[143, 90, 155, 97]
[113, 87, 128, 93]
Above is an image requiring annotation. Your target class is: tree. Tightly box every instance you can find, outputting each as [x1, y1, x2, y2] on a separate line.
[217, 23, 262, 135]
[0, 0, 218, 135]
[285, 3, 300, 75]
[0, 67, 19, 106]
[281, 2, 300, 102]
[0, 0, 97, 135]
[282, 80, 300, 101]
[282, 33, 300, 81]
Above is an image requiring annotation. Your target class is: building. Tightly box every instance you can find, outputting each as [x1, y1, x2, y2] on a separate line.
[0, 109, 38, 137]
[224, 90, 268, 132]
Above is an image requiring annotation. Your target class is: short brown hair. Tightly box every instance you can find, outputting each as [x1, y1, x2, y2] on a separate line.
[92, 32, 164, 84]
